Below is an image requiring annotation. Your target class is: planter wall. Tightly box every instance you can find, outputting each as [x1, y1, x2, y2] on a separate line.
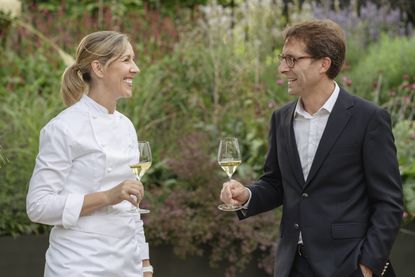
[0, 234, 267, 277]
[1, 223, 415, 277]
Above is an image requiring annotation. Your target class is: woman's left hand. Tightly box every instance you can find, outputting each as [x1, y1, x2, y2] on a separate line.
[144, 272, 153, 277]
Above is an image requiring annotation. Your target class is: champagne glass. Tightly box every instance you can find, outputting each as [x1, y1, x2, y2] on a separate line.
[217, 137, 242, 211]
[130, 141, 152, 214]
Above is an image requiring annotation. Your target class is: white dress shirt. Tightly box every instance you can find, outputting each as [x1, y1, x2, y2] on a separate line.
[27, 95, 149, 277]
[294, 82, 339, 243]
[294, 82, 340, 181]
[243, 82, 340, 245]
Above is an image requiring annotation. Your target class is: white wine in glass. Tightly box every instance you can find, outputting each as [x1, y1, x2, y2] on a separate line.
[129, 141, 152, 214]
[218, 137, 243, 211]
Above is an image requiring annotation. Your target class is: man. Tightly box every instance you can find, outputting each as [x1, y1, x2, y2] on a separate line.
[220, 20, 403, 277]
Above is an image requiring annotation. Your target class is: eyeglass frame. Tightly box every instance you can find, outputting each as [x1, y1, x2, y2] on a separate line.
[278, 54, 316, 68]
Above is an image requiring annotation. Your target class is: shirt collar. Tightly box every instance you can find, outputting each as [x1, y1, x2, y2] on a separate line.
[294, 81, 340, 118]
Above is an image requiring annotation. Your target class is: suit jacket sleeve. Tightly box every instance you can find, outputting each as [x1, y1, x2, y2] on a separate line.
[238, 111, 284, 219]
[360, 108, 403, 275]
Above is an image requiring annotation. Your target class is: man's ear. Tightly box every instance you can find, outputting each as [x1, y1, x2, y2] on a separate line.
[90, 60, 104, 78]
[320, 57, 332, 74]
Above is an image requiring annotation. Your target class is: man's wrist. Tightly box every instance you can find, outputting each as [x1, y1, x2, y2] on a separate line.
[242, 188, 252, 209]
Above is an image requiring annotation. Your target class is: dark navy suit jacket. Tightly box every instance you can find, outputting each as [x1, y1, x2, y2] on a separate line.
[238, 88, 403, 277]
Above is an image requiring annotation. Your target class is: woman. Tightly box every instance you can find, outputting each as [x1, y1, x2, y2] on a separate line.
[27, 31, 153, 276]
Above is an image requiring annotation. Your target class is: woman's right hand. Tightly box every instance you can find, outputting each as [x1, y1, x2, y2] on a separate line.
[104, 179, 144, 207]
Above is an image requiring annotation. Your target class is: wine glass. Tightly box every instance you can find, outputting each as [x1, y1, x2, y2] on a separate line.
[129, 141, 152, 214]
[217, 137, 242, 211]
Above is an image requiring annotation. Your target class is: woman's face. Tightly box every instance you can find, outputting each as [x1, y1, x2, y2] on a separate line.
[102, 42, 140, 99]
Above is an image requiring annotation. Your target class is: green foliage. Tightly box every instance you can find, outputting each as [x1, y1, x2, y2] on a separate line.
[144, 132, 280, 276]
[348, 35, 415, 103]
[0, 47, 63, 237]
[393, 121, 415, 218]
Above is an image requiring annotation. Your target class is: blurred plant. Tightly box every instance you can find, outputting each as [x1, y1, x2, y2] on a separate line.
[0, 0, 21, 17]
[392, 120, 415, 222]
[12, 1, 180, 62]
[312, 0, 412, 45]
[0, 145, 7, 168]
[382, 74, 415, 124]
[384, 74, 415, 223]
[347, 35, 415, 102]
[145, 132, 280, 277]
[0, 47, 63, 236]
[0, 0, 21, 46]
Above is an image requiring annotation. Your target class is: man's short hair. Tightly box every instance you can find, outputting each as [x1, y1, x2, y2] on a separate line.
[282, 19, 346, 79]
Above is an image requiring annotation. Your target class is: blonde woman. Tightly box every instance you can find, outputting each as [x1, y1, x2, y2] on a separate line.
[27, 31, 153, 276]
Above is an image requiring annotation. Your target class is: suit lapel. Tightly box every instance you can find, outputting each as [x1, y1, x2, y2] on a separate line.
[304, 89, 354, 187]
[284, 102, 306, 187]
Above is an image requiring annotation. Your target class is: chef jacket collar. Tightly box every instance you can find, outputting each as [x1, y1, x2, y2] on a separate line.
[81, 94, 117, 118]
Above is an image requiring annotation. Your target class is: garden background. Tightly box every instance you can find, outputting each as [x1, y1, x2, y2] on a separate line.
[1, 0, 415, 276]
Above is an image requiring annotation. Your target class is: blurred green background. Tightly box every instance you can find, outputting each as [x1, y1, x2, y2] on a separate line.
[1, 0, 415, 276]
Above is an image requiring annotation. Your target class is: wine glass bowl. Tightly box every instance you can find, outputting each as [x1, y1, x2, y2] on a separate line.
[217, 137, 243, 211]
[129, 141, 152, 214]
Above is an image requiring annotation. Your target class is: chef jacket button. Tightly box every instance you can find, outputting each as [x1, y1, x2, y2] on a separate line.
[107, 167, 112, 172]
[301, 192, 309, 198]
[294, 223, 300, 230]
[92, 115, 97, 119]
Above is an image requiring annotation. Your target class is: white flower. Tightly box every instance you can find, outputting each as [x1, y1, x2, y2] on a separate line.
[58, 49, 75, 67]
[0, 0, 22, 18]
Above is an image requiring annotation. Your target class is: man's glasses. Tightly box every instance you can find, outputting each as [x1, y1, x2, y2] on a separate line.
[278, 54, 315, 68]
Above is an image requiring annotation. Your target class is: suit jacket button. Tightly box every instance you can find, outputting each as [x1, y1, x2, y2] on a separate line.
[301, 193, 309, 198]
[294, 223, 300, 230]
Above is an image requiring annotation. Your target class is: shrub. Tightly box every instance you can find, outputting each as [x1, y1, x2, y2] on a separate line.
[347, 35, 415, 103]
[0, 48, 64, 236]
[144, 132, 280, 277]
[392, 120, 415, 221]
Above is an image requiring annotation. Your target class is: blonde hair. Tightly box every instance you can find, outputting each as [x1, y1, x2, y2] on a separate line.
[60, 31, 130, 106]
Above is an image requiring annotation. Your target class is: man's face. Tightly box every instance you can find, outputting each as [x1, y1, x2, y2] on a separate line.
[278, 38, 321, 97]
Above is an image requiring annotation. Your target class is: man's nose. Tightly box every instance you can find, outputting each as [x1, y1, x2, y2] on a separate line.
[278, 61, 289, 74]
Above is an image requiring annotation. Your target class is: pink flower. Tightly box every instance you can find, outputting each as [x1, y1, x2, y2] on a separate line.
[403, 96, 411, 104]
[276, 79, 284, 86]
[388, 91, 396, 97]
[342, 76, 352, 87]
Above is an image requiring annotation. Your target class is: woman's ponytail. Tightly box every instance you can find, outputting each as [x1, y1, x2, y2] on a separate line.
[60, 64, 86, 107]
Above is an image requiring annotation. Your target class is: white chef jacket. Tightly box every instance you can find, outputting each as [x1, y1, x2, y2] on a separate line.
[27, 95, 149, 277]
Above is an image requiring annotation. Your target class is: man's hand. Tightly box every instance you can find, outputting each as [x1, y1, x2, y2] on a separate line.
[143, 272, 153, 277]
[359, 264, 373, 277]
[220, 180, 250, 206]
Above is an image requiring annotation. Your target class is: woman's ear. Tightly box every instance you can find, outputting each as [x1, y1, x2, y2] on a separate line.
[90, 60, 104, 78]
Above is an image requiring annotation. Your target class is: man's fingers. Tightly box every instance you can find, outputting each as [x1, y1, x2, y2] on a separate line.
[220, 182, 234, 203]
